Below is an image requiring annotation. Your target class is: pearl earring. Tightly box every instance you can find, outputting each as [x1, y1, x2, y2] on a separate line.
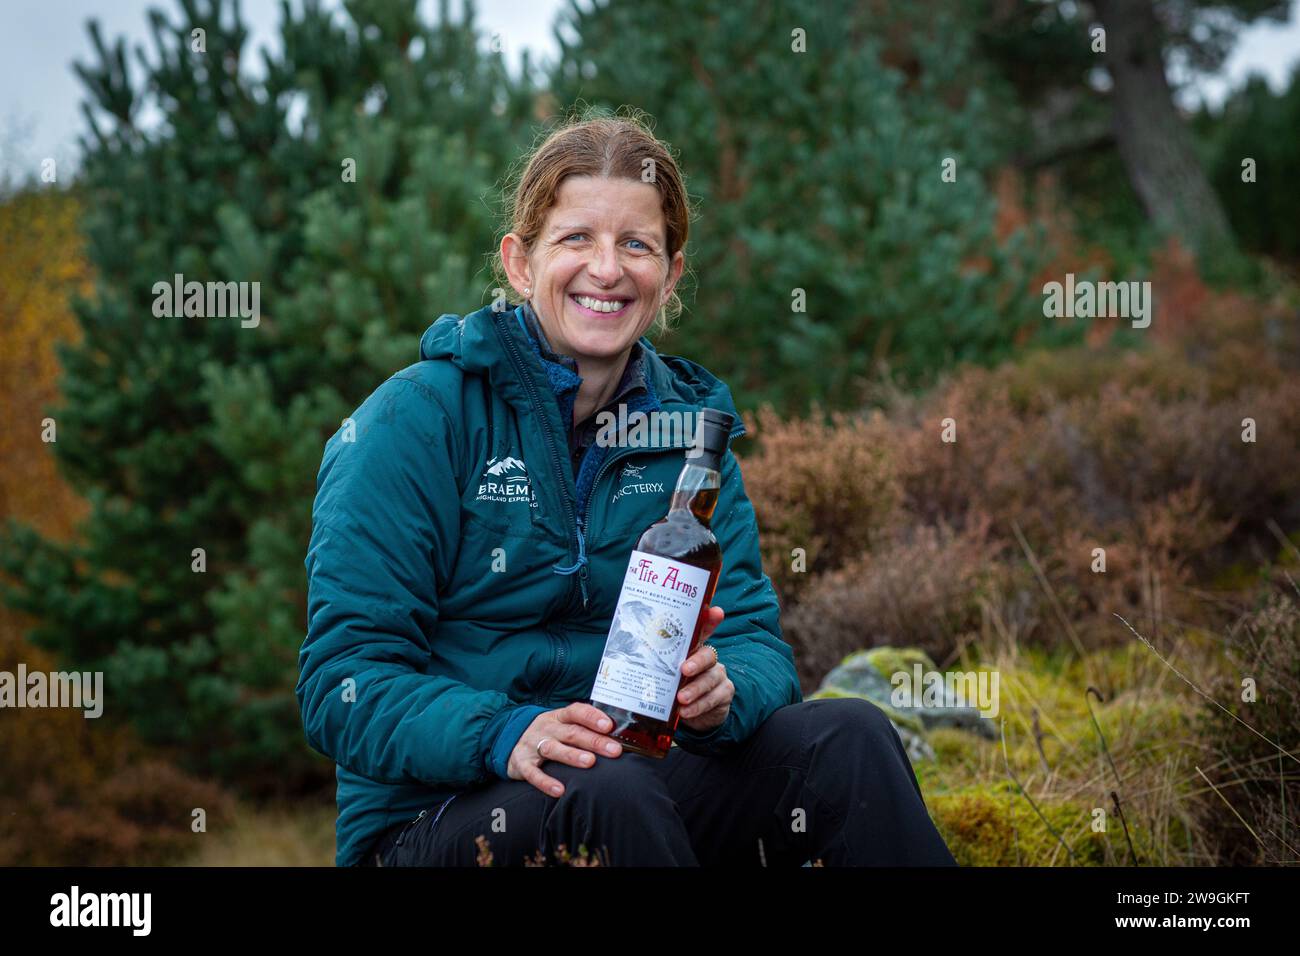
[524, 287, 531, 297]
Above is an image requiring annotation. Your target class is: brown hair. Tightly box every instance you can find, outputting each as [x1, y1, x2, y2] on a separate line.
[490, 106, 695, 337]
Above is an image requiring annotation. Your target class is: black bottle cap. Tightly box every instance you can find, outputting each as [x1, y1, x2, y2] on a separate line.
[688, 407, 735, 470]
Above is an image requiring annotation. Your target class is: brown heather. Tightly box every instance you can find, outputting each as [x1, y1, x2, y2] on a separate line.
[737, 277, 1300, 679]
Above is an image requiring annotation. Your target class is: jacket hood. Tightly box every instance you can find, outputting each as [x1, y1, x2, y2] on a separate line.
[419, 302, 746, 438]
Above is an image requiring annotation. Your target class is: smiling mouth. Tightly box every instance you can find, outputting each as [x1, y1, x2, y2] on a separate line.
[569, 293, 632, 317]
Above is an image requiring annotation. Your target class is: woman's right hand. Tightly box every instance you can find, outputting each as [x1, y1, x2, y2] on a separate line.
[507, 703, 624, 797]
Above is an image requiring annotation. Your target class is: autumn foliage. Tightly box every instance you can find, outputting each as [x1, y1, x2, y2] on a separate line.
[0, 188, 90, 539]
[0, 188, 235, 864]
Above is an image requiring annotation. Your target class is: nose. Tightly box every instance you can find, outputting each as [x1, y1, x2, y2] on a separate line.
[586, 237, 623, 286]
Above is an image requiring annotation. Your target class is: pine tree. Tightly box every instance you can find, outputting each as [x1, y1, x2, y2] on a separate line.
[548, 0, 1058, 411]
[0, 0, 539, 789]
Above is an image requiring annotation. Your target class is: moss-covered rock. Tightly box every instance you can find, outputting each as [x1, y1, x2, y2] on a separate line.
[826, 645, 998, 739]
[818, 639, 1209, 864]
[861, 646, 938, 680]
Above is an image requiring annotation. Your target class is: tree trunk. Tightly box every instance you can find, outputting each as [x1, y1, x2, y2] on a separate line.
[1094, 0, 1235, 256]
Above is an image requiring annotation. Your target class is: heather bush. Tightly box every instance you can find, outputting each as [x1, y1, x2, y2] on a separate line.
[782, 516, 1009, 685]
[739, 270, 1300, 689]
[736, 405, 901, 606]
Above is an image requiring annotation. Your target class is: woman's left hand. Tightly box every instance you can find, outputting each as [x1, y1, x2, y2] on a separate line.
[676, 606, 733, 732]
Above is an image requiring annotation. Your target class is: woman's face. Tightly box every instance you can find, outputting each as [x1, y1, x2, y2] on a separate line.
[503, 175, 684, 364]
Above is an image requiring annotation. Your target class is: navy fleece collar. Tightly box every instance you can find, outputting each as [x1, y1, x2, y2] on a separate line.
[512, 300, 661, 525]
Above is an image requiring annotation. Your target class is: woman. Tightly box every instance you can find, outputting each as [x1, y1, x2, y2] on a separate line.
[297, 114, 957, 867]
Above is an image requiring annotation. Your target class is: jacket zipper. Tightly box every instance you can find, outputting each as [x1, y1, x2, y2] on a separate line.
[495, 312, 585, 702]
[495, 315, 583, 570]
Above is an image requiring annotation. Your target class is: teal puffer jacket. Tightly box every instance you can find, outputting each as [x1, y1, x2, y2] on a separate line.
[297, 302, 803, 866]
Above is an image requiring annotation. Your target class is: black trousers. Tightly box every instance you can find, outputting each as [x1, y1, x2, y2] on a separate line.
[362, 697, 957, 867]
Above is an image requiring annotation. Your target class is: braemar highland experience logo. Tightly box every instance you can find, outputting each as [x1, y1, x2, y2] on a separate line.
[476, 455, 536, 507]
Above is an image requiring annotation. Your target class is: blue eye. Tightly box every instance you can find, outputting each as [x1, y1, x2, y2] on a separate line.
[561, 233, 648, 250]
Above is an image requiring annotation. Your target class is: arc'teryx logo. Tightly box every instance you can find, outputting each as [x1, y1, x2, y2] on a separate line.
[476, 455, 536, 507]
[611, 461, 665, 504]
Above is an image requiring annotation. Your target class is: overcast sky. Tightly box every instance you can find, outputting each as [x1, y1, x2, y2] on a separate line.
[2, 0, 1298, 179]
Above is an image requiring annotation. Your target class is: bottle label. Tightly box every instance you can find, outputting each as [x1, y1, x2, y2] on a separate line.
[590, 549, 712, 721]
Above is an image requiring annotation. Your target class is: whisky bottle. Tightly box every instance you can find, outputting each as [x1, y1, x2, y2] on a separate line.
[589, 407, 735, 758]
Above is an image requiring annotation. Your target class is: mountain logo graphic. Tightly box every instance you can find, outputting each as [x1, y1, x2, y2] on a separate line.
[485, 456, 527, 477]
[476, 454, 535, 506]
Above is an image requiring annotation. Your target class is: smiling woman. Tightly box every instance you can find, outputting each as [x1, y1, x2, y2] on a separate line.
[492, 114, 692, 430]
[296, 109, 958, 868]
[500, 173, 683, 427]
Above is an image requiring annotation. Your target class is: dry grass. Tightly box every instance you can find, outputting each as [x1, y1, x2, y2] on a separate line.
[910, 557, 1300, 866]
[178, 800, 336, 866]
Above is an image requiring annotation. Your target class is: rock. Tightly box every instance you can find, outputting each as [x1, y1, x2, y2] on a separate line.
[894, 724, 937, 763]
[808, 645, 998, 759]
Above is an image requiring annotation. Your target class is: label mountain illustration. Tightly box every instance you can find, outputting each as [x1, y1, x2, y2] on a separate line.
[603, 600, 683, 678]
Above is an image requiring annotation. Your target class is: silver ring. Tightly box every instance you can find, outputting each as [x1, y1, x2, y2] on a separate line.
[709, 645, 719, 667]
[535, 736, 552, 758]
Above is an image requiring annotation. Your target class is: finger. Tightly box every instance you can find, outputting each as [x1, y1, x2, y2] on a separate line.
[536, 733, 601, 770]
[521, 761, 566, 798]
[678, 662, 725, 705]
[681, 641, 722, 678]
[678, 699, 729, 731]
[682, 674, 734, 716]
[561, 702, 616, 734]
[681, 681, 734, 719]
[557, 705, 622, 755]
[580, 729, 623, 757]
[700, 605, 725, 639]
[556, 720, 623, 758]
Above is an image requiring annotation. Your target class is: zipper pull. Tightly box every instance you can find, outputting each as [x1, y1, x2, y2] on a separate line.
[576, 515, 590, 609]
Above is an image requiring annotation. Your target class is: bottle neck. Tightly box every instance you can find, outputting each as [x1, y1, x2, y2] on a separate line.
[669, 460, 721, 524]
